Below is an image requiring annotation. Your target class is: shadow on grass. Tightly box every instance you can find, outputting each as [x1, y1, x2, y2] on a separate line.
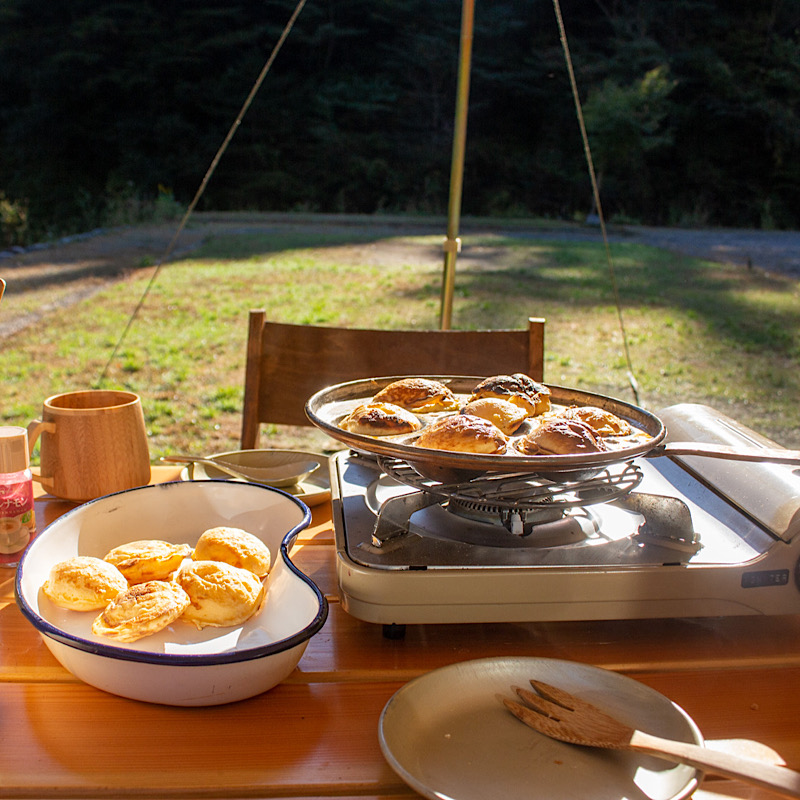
[188, 228, 800, 360]
[435, 239, 800, 359]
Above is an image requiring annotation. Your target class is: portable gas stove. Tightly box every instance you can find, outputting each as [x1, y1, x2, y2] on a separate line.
[330, 404, 800, 629]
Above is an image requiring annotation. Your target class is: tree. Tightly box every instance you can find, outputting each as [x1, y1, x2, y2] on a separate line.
[0, 0, 798, 238]
[582, 65, 675, 215]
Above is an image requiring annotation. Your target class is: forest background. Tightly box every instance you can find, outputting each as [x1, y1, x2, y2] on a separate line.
[1, 0, 799, 246]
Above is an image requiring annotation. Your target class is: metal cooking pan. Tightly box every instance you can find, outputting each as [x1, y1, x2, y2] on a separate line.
[305, 375, 800, 481]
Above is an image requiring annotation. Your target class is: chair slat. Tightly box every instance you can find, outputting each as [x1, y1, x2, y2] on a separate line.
[241, 311, 545, 447]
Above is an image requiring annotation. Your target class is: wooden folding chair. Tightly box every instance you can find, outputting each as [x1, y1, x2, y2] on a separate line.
[241, 309, 545, 449]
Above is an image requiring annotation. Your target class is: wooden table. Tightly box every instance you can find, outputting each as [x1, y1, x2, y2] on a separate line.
[2, 466, 799, 799]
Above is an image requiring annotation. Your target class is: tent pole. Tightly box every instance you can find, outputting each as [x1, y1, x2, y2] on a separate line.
[439, 0, 475, 330]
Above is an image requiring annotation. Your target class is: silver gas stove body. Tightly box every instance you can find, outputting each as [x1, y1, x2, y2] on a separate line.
[331, 404, 800, 626]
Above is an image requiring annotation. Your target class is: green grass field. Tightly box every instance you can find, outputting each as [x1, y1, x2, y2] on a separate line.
[3, 222, 798, 462]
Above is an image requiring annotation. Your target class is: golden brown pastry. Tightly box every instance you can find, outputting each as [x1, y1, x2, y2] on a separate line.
[193, 527, 271, 577]
[516, 417, 608, 456]
[176, 561, 266, 630]
[562, 405, 632, 436]
[469, 373, 551, 416]
[340, 401, 423, 436]
[415, 413, 507, 454]
[460, 397, 528, 436]
[92, 580, 191, 642]
[104, 539, 191, 584]
[42, 556, 128, 611]
[372, 378, 459, 414]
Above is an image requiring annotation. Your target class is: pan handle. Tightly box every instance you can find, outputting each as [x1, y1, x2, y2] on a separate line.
[648, 441, 800, 466]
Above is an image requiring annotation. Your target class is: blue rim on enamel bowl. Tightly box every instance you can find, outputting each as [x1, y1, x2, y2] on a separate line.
[14, 480, 328, 668]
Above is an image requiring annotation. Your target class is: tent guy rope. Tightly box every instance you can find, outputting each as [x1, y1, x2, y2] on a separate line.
[99, 0, 309, 383]
[99, 0, 641, 407]
[551, 0, 641, 404]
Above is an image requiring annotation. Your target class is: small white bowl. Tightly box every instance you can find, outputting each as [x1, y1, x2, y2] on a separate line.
[15, 480, 328, 706]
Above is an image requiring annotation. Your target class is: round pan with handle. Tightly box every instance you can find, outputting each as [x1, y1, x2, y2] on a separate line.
[306, 376, 800, 480]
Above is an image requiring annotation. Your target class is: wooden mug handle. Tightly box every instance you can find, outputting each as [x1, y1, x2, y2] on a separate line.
[26, 420, 56, 485]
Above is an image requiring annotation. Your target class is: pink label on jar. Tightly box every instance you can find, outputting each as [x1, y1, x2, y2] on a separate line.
[0, 479, 36, 562]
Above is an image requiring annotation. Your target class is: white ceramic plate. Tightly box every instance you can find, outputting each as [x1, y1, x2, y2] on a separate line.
[16, 481, 328, 705]
[181, 449, 331, 507]
[379, 657, 703, 800]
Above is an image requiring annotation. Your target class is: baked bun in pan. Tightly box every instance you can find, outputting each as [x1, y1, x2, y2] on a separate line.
[372, 377, 459, 414]
[562, 405, 632, 436]
[516, 417, 608, 456]
[469, 373, 551, 416]
[460, 397, 528, 435]
[416, 413, 507, 455]
[340, 401, 423, 436]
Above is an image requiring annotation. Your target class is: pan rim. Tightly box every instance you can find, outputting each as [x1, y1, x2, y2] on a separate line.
[305, 375, 666, 477]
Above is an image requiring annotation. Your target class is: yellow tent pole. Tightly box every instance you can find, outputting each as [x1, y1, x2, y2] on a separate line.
[439, 0, 475, 330]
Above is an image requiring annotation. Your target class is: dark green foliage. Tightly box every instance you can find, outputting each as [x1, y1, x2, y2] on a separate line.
[1, 0, 798, 240]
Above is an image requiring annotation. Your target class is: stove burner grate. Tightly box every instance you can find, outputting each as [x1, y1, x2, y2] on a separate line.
[377, 457, 643, 513]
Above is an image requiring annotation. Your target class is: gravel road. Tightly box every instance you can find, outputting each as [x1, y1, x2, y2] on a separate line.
[620, 225, 800, 277]
[509, 224, 800, 277]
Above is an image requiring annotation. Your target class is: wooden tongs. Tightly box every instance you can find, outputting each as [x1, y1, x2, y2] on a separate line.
[502, 679, 800, 799]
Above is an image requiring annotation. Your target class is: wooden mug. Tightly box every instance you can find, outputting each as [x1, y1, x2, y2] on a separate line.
[27, 390, 151, 502]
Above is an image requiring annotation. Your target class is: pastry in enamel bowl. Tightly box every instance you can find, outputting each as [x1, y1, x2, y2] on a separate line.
[92, 580, 191, 643]
[103, 539, 191, 584]
[42, 556, 129, 611]
[372, 378, 459, 414]
[460, 397, 528, 436]
[340, 401, 423, 436]
[562, 405, 632, 436]
[415, 413, 507, 454]
[516, 417, 608, 455]
[469, 373, 551, 416]
[176, 561, 266, 630]
[193, 527, 272, 577]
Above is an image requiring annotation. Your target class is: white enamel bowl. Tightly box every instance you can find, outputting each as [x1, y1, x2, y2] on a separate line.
[15, 480, 328, 706]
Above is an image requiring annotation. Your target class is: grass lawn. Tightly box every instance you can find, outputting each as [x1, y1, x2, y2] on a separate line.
[3, 221, 799, 461]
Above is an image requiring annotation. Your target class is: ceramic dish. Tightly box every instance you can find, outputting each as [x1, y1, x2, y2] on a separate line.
[181, 449, 331, 507]
[379, 656, 702, 800]
[15, 480, 328, 706]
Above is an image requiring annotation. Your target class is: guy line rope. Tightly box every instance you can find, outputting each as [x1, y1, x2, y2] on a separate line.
[99, 0, 309, 382]
[101, 0, 641, 406]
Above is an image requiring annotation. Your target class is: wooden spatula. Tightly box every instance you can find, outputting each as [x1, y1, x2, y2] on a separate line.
[502, 679, 800, 799]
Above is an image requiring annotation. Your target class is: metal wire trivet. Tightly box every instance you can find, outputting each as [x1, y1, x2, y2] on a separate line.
[377, 456, 643, 512]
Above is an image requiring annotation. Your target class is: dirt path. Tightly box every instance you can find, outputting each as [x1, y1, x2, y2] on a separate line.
[2, 213, 798, 338]
[0, 220, 233, 338]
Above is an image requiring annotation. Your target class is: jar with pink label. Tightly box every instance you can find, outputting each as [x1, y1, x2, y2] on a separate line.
[0, 426, 36, 567]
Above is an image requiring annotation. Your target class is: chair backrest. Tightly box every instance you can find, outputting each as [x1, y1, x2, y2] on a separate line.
[241, 309, 545, 448]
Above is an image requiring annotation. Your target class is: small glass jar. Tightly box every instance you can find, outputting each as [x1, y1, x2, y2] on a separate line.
[0, 426, 36, 567]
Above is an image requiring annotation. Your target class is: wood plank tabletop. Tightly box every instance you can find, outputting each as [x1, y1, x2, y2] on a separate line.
[0, 466, 796, 799]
